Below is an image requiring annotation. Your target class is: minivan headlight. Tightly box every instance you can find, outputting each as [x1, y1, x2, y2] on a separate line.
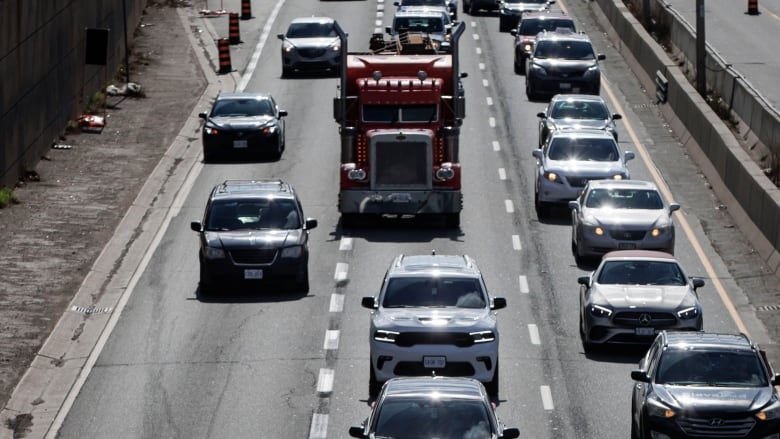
[281, 246, 303, 258]
[205, 247, 226, 259]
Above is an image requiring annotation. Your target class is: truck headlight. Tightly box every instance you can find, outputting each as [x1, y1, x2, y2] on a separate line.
[374, 330, 399, 343]
[205, 247, 226, 259]
[347, 168, 367, 181]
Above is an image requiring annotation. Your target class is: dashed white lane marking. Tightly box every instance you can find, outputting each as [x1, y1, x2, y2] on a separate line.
[473, 34, 480, 40]
[471, 21, 476, 27]
[478, 62, 485, 70]
[540, 385, 554, 410]
[377, 11, 384, 17]
[309, 413, 328, 439]
[339, 237, 353, 251]
[377, 3, 384, 9]
[488, 117, 495, 127]
[482, 79, 489, 87]
[238, 0, 287, 91]
[476, 47, 482, 55]
[376, 19, 382, 26]
[512, 235, 522, 250]
[505, 200, 514, 213]
[492, 141, 500, 151]
[335, 262, 348, 282]
[317, 368, 335, 393]
[486, 97, 493, 106]
[528, 324, 540, 345]
[519, 275, 529, 293]
[330, 294, 345, 313]
[375, 27, 382, 34]
[324, 330, 340, 350]
[498, 168, 506, 180]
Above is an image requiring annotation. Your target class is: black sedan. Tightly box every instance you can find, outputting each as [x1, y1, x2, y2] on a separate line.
[198, 92, 287, 162]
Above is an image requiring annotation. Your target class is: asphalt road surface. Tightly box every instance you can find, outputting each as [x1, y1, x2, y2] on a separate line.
[2, 0, 779, 438]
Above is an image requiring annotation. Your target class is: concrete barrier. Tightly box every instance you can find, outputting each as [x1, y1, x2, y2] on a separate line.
[592, 0, 780, 275]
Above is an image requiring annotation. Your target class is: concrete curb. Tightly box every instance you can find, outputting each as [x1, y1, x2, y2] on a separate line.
[0, 8, 234, 439]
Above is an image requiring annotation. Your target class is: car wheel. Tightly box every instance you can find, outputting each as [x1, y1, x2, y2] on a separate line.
[514, 60, 525, 75]
[631, 401, 640, 439]
[579, 312, 594, 354]
[526, 80, 538, 101]
[468, 1, 477, 15]
[369, 366, 382, 398]
[341, 213, 361, 228]
[295, 266, 309, 292]
[499, 17, 508, 32]
[443, 213, 460, 228]
[199, 261, 212, 296]
[271, 138, 283, 160]
[281, 66, 292, 78]
[534, 191, 550, 219]
[203, 148, 215, 163]
[462, 0, 469, 13]
[484, 360, 499, 397]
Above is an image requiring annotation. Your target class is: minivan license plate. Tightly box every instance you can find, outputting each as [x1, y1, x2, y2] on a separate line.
[233, 140, 248, 148]
[423, 356, 446, 368]
[244, 269, 263, 279]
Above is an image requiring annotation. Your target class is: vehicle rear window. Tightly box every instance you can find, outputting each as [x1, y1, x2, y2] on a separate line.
[656, 350, 769, 387]
[584, 189, 664, 209]
[382, 277, 486, 308]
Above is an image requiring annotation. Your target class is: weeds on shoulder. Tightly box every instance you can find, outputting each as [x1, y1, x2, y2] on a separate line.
[0, 187, 20, 208]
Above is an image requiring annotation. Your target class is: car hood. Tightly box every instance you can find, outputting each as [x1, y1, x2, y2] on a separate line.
[534, 58, 597, 73]
[593, 284, 692, 308]
[374, 308, 494, 329]
[583, 208, 667, 227]
[550, 119, 610, 131]
[207, 115, 276, 130]
[205, 229, 302, 248]
[655, 385, 774, 414]
[545, 159, 625, 176]
[285, 37, 339, 48]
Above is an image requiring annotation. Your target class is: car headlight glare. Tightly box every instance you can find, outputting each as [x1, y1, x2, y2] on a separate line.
[589, 304, 612, 317]
[544, 171, 560, 183]
[262, 125, 277, 134]
[204, 127, 218, 135]
[283, 42, 294, 52]
[676, 306, 699, 319]
[205, 247, 226, 259]
[594, 226, 604, 236]
[347, 168, 367, 181]
[281, 246, 303, 258]
[612, 174, 624, 180]
[756, 399, 780, 421]
[646, 396, 676, 419]
[470, 330, 496, 343]
[331, 43, 341, 52]
[374, 329, 399, 343]
[523, 43, 533, 52]
[650, 226, 670, 237]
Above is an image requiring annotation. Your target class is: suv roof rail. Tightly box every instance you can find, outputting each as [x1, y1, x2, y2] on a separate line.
[218, 179, 288, 193]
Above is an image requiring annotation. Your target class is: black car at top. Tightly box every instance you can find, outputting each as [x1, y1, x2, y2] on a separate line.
[631, 331, 780, 439]
[199, 92, 287, 162]
[497, 0, 555, 32]
[190, 179, 317, 293]
[395, 0, 458, 22]
[525, 28, 606, 101]
[511, 11, 575, 74]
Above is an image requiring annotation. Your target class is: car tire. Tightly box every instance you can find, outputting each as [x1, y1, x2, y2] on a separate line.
[631, 401, 640, 439]
[468, 1, 477, 15]
[341, 213, 361, 228]
[203, 148, 215, 163]
[199, 261, 212, 296]
[572, 239, 587, 266]
[462, 0, 469, 13]
[369, 366, 382, 398]
[484, 360, 499, 397]
[526, 80, 539, 101]
[534, 191, 550, 219]
[499, 17, 508, 32]
[281, 66, 292, 78]
[514, 60, 525, 75]
[579, 312, 594, 354]
[271, 137, 283, 160]
[295, 266, 310, 292]
[444, 213, 460, 228]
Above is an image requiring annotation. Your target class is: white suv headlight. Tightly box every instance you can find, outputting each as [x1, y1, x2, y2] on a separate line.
[470, 330, 496, 343]
[374, 329, 399, 343]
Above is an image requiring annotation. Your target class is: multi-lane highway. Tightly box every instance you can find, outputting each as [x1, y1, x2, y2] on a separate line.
[30, 0, 777, 437]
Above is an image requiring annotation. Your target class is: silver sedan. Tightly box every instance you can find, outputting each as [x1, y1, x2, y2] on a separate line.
[569, 179, 680, 263]
[578, 250, 704, 353]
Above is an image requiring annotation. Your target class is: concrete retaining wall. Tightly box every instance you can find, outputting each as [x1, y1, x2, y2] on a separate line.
[593, 0, 780, 274]
[0, 0, 146, 188]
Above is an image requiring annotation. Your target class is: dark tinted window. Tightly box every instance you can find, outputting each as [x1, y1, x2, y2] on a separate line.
[383, 277, 486, 308]
[597, 260, 686, 286]
[401, 0, 448, 6]
[534, 40, 595, 60]
[374, 398, 493, 438]
[212, 98, 273, 117]
[286, 22, 336, 38]
[206, 198, 300, 230]
[547, 137, 618, 161]
[656, 350, 769, 387]
[585, 189, 664, 209]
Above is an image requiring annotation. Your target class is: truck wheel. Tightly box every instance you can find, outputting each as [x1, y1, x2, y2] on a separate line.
[444, 213, 460, 228]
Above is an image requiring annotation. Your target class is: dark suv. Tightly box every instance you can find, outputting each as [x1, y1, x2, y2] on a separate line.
[631, 331, 780, 439]
[190, 180, 317, 293]
[510, 11, 575, 74]
[525, 28, 605, 100]
[497, 0, 555, 33]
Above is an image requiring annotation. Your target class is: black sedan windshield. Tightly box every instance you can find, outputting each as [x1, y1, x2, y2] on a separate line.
[211, 99, 274, 117]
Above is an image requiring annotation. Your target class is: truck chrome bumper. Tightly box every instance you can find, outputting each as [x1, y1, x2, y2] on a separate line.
[339, 190, 462, 214]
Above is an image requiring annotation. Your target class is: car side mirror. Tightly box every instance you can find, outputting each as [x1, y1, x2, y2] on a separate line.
[492, 297, 507, 310]
[772, 373, 780, 386]
[568, 200, 580, 211]
[279, 110, 288, 118]
[460, 72, 468, 78]
[669, 203, 680, 214]
[502, 427, 521, 439]
[190, 221, 202, 232]
[612, 113, 622, 120]
[276, 33, 285, 40]
[577, 275, 590, 286]
[532, 149, 543, 159]
[393, 1, 400, 5]
[630, 369, 651, 383]
[385, 26, 392, 35]
[510, 29, 517, 36]
[361, 297, 377, 309]
[537, 111, 546, 118]
[624, 151, 635, 162]
[691, 277, 705, 290]
[348, 426, 366, 438]
[597, 54, 606, 60]
[305, 218, 318, 230]
[198, 112, 208, 120]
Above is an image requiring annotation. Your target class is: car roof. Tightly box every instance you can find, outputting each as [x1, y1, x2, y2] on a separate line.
[660, 331, 755, 351]
[601, 250, 678, 261]
[549, 94, 606, 104]
[289, 16, 336, 25]
[585, 179, 659, 190]
[388, 253, 480, 277]
[210, 179, 296, 200]
[549, 129, 617, 140]
[216, 92, 273, 101]
[383, 376, 486, 400]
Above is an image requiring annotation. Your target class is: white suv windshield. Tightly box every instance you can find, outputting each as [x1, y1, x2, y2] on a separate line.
[382, 278, 486, 308]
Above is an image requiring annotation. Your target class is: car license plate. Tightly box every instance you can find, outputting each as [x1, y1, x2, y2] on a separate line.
[559, 82, 571, 90]
[635, 327, 655, 336]
[244, 269, 263, 279]
[618, 242, 637, 250]
[233, 140, 248, 148]
[423, 356, 446, 368]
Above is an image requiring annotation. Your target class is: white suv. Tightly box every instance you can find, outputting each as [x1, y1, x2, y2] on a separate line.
[361, 253, 507, 397]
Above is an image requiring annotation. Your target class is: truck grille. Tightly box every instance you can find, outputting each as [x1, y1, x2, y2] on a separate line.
[372, 141, 430, 189]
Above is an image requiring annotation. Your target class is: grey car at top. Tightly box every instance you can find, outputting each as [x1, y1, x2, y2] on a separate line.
[497, 0, 555, 32]
[349, 376, 520, 438]
[537, 94, 622, 146]
[395, 0, 458, 22]
[198, 92, 287, 162]
[532, 129, 634, 217]
[277, 17, 341, 77]
[569, 179, 680, 262]
[388, 9, 454, 53]
[361, 253, 507, 397]
[578, 250, 704, 353]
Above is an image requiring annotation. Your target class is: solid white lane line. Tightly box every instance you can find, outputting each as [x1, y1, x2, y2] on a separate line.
[317, 368, 335, 393]
[482, 79, 489, 87]
[528, 324, 540, 345]
[339, 237, 353, 251]
[486, 97, 493, 106]
[238, 0, 287, 92]
[540, 385, 554, 410]
[519, 275, 529, 294]
[492, 141, 500, 151]
[324, 330, 340, 350]
[512, 235, 522, 250]
[488, 117, 495, 127]
[335, 262, 348, 282]
[330, 294, 345, 313]
[505, 200, 514, 213]
[498, 168, 506, 180]
[309, 413, 328, 439]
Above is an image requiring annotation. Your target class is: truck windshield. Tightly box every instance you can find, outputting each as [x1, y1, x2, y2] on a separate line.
[363, 105, 438, 122]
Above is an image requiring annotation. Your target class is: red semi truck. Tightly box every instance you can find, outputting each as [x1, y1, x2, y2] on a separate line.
[333, 23, 467, 227]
